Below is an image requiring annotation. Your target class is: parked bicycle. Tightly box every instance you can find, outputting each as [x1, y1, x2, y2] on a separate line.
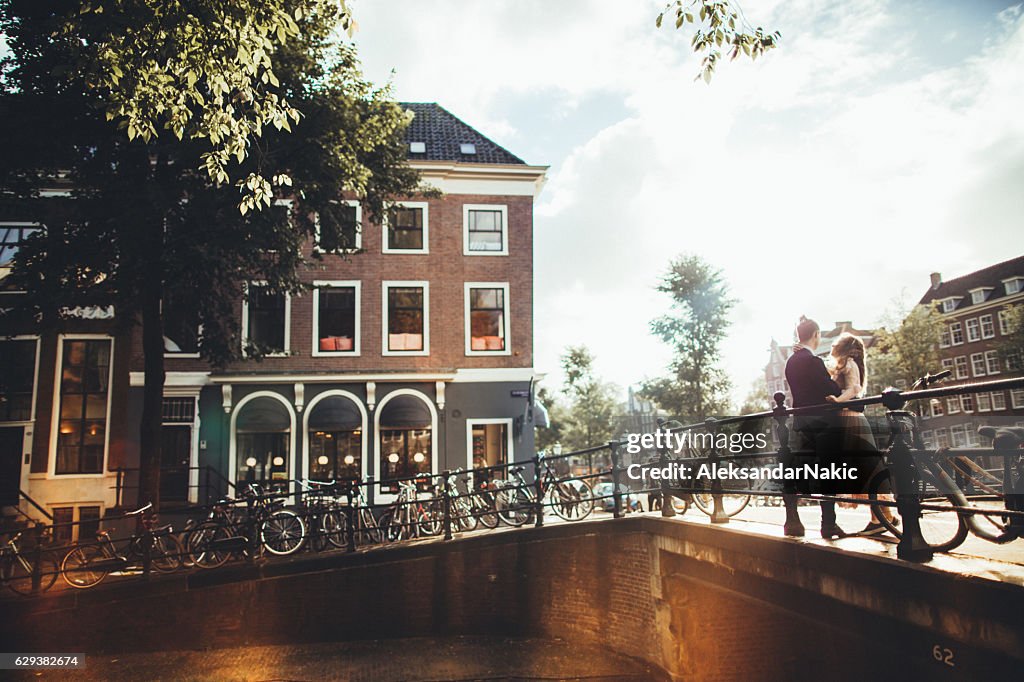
[1, 528, 58, 596]
[493, 456, 595, 526]
[61, 503, 183, 589]
[379, 477, 439, 542]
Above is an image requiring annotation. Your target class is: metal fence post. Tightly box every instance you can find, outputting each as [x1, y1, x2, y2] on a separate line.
[773, 392, 803, 536]
[610, 441, 623, 519]
[30, 522, 45, 593]
[659, 442, 675, 518]
[442, 470, 453, 541]
[345, 483, 357, 553]
[882, 390, 933, 562]
[705, 418, 729, 524]
[532, 454, 545, 528]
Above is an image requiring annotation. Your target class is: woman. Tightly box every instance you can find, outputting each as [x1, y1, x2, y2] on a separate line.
[825, 333, 897, 535]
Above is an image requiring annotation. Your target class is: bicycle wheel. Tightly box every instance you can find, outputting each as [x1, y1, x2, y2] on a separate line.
[473, 492, 499, 529]
[550, 480, 595, 521]
[868, 469, 968, 552]
[357, 510, 383, 546]
[5, 551, 59, 595]
[150, 534, 184, 573]
[261, 509, 306, 555]
[418, 500, 443, 536]
[187, 521, 233, 569]
[692, 491, 751, 518]
[61, 544, 109, 589]
[322, 509, 348, 549]
[452, 498, 479, 532]
[495, 485, 532, 526]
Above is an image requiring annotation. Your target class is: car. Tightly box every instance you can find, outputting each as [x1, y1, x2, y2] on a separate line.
[592, 482, 643, 513]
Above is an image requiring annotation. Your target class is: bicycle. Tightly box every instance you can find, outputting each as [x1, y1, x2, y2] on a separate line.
[1, 528, 58, 596]
[379, 477, 440, 542]
[493, 456, 595, 526]
[867, 370, 1024, 553]
[61, 503, 183, 589]
[294, 479, 347, 552]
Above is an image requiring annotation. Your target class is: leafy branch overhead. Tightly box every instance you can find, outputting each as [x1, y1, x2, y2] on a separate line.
[656, 0, 781, 83]
[70, 0, 356, 211]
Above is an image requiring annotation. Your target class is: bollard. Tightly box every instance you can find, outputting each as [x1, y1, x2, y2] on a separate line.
[442, 470, 454, 541]
[532, 454, 545, 528]
[705, 418, 729, 524]
[610, 441, 623, 519]
[345, 483, 357, 552]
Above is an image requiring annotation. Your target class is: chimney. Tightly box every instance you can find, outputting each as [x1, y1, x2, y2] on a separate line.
[930, 272, 942, 290]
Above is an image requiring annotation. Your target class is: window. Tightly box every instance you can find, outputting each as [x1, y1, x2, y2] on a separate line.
[1005, 278, 1023, 295]
[383, 202, 428, 253]
[0, 223, 41, 273]
[52, 507, 74, 546]
[163, 294, 200, 356]
[985, 350, 1000, 375]
[954, 356, 969, 380]
[315, 201, 361, 252]
[941, 358, 954, 375]
[939, 326, 951, 348]
[930, 399, 944, 418]
[468, 419, 511, 484]
[950, 322, 963, 345]
[235, 396, 291, 487]
[920, 430, 934, 449]
[243, 284, 289, 354]
[383, 282, 428, 355]
[79, 505, 101, 541]
[0, 339, 36, 422]
[934, 428, 949, 448]
[1012, 389, 1024, 410]
[307, 396, 363, 482]
[970, 289, 990, 305]
[977, 393, 992, 412]
[466, 283, 510, 355]
[463, 204, 508, 255]
[56, 339, 112, 475]
[946, 397, 960, 415]
[960, 394, 973, 413]
[998, 309, 1012, 335]
[950, 425, 966, 448]
[965, 426, 980, 448]
[992, 391, 1006, 411]
[971, 352, 986, 377]
[966, 318, 980, 342]
[378, 394, 433, 494]
[1008, 352, 1022, 372]
[941, 299, 956, 313]
[313, 282, 359, 356]
[980, 314, 995, 339]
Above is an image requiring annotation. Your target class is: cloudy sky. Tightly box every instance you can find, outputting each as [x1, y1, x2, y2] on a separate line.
[351, 0, 1024, 406]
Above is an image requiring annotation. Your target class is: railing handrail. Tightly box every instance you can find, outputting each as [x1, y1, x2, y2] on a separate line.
[19, 489, 52, 521]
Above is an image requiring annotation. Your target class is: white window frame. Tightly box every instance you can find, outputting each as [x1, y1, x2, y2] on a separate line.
[941, 358, 954, 374]
[966, 318, 980, 342]
[161, 299, 201, 359]
[48, 502, 106, 544]
[965, 426, 980, 448]
[954, 356, 969, 380]
[381, 280, 430, 356]
[312, 280, 361, 357]
[977, 393, 991, 412]
[985, 350, 1000, 375]
[930, 399, 944, 418]
[382, 201, 429, 254]
[934, 428, 949, 448]
[372, 388, 438, 503]
[462, 204, 509, 256]
[920, 430, 934, 449]
[941, 298, 958, 313]
[992, 391, 1007, 411]
[960, 394, 974, 413]
[946, 397, 960, 415]
[950, 424, 966, 448]
[241, 281, 291, 357]
[979, 314, 995, 339]
[998, 309, 1012, 336]
[465, 417, 515, 473]
[1003, 277, 1023, 296]
[939, 326, 951, 348]
[970, 352, 986, 377]
[0, 222, 43, 280]
[970, 288, 991, 305]
[314, 199, 362, 253]
[1012, 389, 1024, 410]
[464, 282, 512, 356]
[48, 335, 115, 479]
[949, 321, 963, 345]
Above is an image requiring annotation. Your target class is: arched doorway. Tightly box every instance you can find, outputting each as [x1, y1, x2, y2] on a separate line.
[374, 390, 437, 497]
[231, 393, 294, 490]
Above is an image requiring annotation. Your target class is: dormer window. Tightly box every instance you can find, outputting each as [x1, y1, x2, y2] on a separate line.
[459, 143, 476, 155]
[409, 141, 426, 154]
[1004, 277, 1023, 296]
[940, 298, 960, 313]
[969, 287, 993, 305]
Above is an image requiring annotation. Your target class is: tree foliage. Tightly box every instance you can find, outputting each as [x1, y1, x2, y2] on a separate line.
[0, 0, 421, 508]
[640, 254, 734, 422]
[656, 0, 781, 83]
[996, 303, 1024, 373]
[738, 377, 771, 415]
[870, 302, 945, 392]
[556, 345, 619, 452]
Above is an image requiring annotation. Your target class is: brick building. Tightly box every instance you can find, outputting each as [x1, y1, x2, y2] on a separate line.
[916, 256, 1024, 449]
[764, 321, 878, 406]
[1, 103, 548, 532]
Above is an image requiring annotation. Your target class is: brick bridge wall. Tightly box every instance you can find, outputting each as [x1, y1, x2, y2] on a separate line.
[4, 517, 1023, 681]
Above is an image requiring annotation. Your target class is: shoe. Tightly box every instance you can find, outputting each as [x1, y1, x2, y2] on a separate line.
[820, 523, 847, 539]
[784, 521, 806, 537]
[858, 521, 887, 536]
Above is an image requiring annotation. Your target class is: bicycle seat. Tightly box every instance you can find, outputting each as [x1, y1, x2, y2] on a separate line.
[95, 529, 112, 539]
[979, 426, 1024, 447]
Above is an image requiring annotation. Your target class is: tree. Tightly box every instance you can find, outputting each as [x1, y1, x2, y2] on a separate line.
[533, 386, 569, 454]
[870, 302, 945, 391]
[996, 304, 1024, 373]
[656, 1, 781, 83]
[0, 0, 421, 509]
[640, 254, 735, 422]
[558, 345, 619, 452]
[738, 378, 772, 415]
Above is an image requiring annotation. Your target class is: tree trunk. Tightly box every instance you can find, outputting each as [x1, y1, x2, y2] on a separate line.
[137, 227, 165, 511]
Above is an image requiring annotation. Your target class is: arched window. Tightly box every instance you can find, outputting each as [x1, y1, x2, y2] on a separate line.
[307, 395, 362, 481]
[235, 396, 291, 487]
[378, 394, 432, 493]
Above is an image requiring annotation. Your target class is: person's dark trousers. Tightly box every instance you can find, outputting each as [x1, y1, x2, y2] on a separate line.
[817, 416, 845, 537]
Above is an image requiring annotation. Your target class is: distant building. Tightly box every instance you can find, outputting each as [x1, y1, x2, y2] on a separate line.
[916, 256, 1024, 449]
[764, 321, 878, 407]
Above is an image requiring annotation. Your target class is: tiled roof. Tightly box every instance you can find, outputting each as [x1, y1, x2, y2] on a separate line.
[400, 103, 525, 165]
[918, 255, 1024, 311]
